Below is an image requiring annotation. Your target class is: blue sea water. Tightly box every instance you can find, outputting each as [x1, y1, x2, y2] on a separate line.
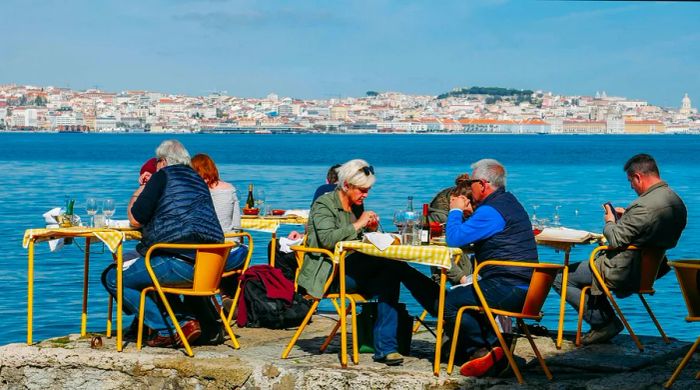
[0, 133, 698, 346]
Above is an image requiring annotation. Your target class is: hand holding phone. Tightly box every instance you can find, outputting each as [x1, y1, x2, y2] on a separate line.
[604, 202, 619, 222]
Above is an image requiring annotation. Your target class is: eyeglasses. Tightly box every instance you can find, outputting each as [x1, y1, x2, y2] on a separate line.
[359, 165, 375, 176]
[465, 179, 489, 186]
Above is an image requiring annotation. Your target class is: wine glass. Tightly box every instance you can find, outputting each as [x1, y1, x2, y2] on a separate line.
[531, 204, 540, 225]
[254, 188, 266, 211]
[393, 210, 406, 233]
[553, 205, 561, 226]
[86, 197, 97, 227]
[103, 198, 115, 227]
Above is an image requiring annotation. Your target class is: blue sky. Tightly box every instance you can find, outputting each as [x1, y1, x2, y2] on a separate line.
[2, 0, 698, 107]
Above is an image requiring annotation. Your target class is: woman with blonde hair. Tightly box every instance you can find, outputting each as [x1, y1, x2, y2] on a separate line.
[297, 159, 437, 366]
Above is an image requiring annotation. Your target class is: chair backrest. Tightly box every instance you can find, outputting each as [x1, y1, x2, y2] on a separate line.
[521, 264, 564, 317]
[638, 247, 666, 293]
[191, 243, 235, 292]
[670, 260, 700, 321]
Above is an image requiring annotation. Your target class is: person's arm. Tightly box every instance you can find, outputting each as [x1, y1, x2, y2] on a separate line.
[129, 170, 166, 228]
[230, 188, 242, 230]
[603, 203, 647, 248]
[312, 203, 360, 250]
[445, 205, 505, 248]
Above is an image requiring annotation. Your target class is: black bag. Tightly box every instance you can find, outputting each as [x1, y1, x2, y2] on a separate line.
[268, 240, 299, 283]
[183, 296, 224, 345]
[243, 277, 312, 329]
[356, 302, 413, 356]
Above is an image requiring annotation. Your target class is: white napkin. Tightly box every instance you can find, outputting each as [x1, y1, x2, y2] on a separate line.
[107, 219, 131, 228]
[43, 207, 62, 224]
[362, 232, 401, 251]
[283, 209, 309, 219]
[279, 236, 303, 253]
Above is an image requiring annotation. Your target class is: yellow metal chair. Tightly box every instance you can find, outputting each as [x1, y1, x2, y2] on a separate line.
[446, 260, 564, 384]
[665, 260, 700, 388]
[575, 245, 670, 351]
[135, 242, 239, 357]
[222, 231, 254, 324]
[281, 245, 367, 366]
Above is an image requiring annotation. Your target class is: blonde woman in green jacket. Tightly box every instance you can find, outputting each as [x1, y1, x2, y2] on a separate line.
[297, 159, 439, 366]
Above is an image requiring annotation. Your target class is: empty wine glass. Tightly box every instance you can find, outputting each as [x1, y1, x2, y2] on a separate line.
[531, 204, 540, 225]
[553, 205, 561, 226]
[103, 198, 115, 227]
[254, 188, 266, 212]
[86, 197, 97, 227]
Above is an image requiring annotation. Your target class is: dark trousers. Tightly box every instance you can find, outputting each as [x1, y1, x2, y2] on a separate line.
[443, 279, 529, 356]
[552, 261, 617, 329]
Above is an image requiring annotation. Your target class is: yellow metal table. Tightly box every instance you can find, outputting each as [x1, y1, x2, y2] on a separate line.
[22, 227, 141, 351]
[535, 229, 604, 349]
[240, 215, 307, 266]
[334, 240, 462, 376]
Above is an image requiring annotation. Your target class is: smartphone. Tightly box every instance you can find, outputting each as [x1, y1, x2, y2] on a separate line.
[604, 202, 619, 222]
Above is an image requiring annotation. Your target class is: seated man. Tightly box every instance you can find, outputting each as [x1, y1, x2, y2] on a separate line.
[444, 159, 538, 377]
[554, 153, 687, 345]
[102, 139, 224, 348]
[311, 163, 341, 205]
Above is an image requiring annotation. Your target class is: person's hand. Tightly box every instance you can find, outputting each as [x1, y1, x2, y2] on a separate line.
[449, 195, 469, 211]
[603, 204, 617, 223]
[353, 211, 378, 231]
[138, 172, 152, 186]
[287, 230, 303, 240]
[615, 207, 625, 215]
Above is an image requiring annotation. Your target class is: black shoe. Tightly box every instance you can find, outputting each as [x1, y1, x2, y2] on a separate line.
[582, 318, 624, 345]
[373, 352, 404, 366]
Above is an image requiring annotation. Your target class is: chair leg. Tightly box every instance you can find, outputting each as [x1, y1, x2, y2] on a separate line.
[213, 296, 239, 349]
[155, 289, 194, 357]
[106, 297, 113, 339]
[518, 319, 553, 380]
[639, 294, 670, 344]
[446, 306, 467, 375]
[281, 300, 320, 359]
[136, 288, 150, 350]
[349, 297, 359, 365]
[605, 289, 643, 352]
[413, 310, 428, 334]
[320, 320, 341, 353]
[576, 286, 591, 347]
[226, 272, 243, 324]
[665, 335, 700, 388]
[487, 311, 524, 384]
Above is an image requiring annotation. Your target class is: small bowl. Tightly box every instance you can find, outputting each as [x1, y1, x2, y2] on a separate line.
[243, 208, 260, 216]
[272, 209, 285, 216]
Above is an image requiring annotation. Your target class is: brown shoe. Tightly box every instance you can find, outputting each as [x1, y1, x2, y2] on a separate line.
[146, 320, 202, 348]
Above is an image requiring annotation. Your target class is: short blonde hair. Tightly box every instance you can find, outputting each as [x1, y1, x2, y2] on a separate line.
[337, 159, 376, 189]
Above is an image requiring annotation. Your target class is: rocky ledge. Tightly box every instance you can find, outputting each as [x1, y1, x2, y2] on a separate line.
[0, 316, 697, 389]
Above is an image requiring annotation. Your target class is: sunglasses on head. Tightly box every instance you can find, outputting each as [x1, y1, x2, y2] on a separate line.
[359, 165, 375, 176]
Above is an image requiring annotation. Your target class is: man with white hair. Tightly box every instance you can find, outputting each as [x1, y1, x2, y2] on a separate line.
[444, 158, 538, 377]
[102, 139, 224, 349]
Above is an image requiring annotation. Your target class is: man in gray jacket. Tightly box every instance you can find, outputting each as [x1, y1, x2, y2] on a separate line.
[554, 153, 687, 345]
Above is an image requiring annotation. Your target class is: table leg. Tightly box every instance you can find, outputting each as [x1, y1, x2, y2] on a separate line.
[27, 239, 35, 345]
[433, 266, 448, 376]
[116, 244, 123, 352]
[81, 238, 91, 337]
[270, 232, 277, 267]
[556, 250, 571, 349]
[339, 251, 348, 368]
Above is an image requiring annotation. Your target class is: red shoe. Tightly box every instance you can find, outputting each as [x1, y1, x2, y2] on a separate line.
[459, 346, 505, 377]
[146, 320, 201, 348]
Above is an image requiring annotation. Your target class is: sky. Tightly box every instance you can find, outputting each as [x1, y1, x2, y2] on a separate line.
[1, 0, 699, 107]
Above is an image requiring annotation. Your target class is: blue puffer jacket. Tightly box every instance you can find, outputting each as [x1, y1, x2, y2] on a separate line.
[139, 164, 224, 256]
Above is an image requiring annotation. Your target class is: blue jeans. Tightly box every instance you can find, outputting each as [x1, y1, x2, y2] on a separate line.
[102, 255, 195, 334]
[339, 253, 438, 359]
[225, 245, 248, 272]
[444, 278, 529, 357]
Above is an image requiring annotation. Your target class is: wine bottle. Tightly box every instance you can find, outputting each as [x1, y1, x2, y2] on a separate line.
[246, 184, 255, 209]
[420, 203, 431, 245]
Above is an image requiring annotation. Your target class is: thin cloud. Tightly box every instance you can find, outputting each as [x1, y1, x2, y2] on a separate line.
[174, 8, 347, 30]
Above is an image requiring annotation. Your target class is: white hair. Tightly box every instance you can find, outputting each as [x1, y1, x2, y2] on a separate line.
[471, 158, 506, 190]
[155, 139, 191, 166]
[337, 159, 376, 189]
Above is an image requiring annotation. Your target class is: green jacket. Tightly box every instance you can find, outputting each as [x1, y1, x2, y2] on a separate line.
[594, 181, 686, 295]
[297, 190, 363, 298]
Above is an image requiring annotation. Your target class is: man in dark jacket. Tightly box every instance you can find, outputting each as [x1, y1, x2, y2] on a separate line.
[444, 159, 537, 377]
[554, 153, 687, 345]
[102, 140, 224, 348]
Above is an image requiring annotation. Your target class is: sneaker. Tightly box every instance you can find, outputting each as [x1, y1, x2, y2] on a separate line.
[581, 317, 624, 345]
[146, 320, 202, 348]
[459, 346, 505, 377]
[373, 352, 404, 366]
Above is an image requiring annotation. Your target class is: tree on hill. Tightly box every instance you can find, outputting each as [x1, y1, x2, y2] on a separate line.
[437, 86, 534, 102]
[366, 91, 379, 97]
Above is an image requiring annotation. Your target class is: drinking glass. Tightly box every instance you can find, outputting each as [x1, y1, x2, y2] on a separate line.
[553, 205, 561, 226]
[254, 188, 266, 211]
[103, 198, 115, 227]
[531, 204, 539, 225]
[86, 197, 97, 227]
[393, 210, 406, 233]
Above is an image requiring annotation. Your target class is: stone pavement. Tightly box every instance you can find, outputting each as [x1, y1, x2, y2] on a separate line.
[0, 315, 697, 389]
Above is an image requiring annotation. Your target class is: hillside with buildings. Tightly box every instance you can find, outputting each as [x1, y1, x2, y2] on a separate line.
[0, 84, 697, 134]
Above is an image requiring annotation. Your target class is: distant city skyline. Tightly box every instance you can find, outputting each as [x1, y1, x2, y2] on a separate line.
[1, 0, 698, 107]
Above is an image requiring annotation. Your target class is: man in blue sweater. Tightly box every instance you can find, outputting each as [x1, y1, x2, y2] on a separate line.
[444, 158, 538, 377]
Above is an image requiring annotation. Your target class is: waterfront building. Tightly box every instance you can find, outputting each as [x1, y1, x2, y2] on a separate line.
[624, 120, 666, 134]
[680, 93, 696, 116]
